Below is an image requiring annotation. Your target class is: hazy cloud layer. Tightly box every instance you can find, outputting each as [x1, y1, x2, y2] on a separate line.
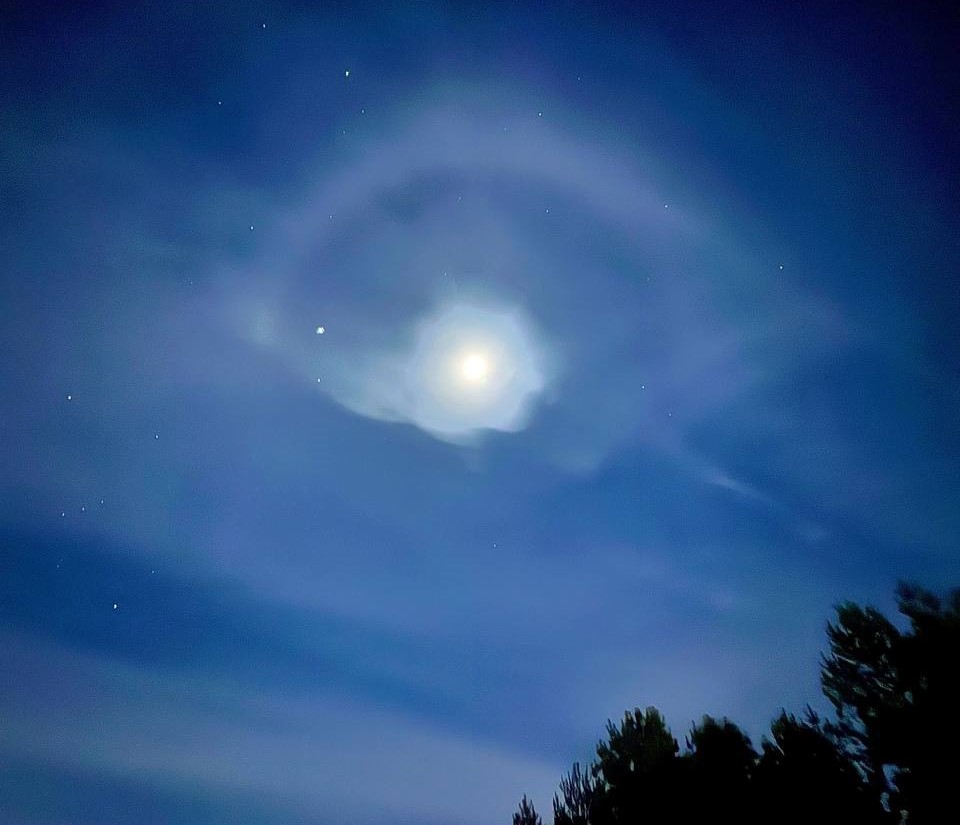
[2, 3, 958, 824]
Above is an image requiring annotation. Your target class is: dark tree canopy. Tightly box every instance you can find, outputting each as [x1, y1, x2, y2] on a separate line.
[515, 582, 958, 825]
[685, 715, 756, 822]
[552, 762, 603, 825]
[754, 710, 883, 824]
[822, 583, 960, 823]
[594, 707, 679, 824]
[513, 794, 542, 825]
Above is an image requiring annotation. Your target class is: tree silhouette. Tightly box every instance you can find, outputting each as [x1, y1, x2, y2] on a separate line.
[594, 707, 680, 824]
[513, 794, 542, 825]
[552, 762, 604, 825]
[685, 716, 757, 823]
[821, 599, 903, 805]
[514, 582, 957, 825]
[822, 583, 960, 823]
[754, 709, 885, 825]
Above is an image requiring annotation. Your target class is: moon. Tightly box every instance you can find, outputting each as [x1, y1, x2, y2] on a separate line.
[460, 352, 491, 384]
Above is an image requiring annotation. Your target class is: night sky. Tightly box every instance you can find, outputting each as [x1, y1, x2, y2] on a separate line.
[2, 2, 959, 823]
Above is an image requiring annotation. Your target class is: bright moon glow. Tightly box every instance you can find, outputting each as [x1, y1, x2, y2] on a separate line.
[316, 301, 554, 443]
[460, 353, 490, 383]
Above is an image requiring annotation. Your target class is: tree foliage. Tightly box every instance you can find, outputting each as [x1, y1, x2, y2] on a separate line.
[514, 582, 957, 825]
[685, 715, 756, 822]
[595, 707, 679, 823]
[822, 583, 960, 823]
[754, 709, 883, 824]
[552, 762, 603, 825]
[513, 794, 542, 825]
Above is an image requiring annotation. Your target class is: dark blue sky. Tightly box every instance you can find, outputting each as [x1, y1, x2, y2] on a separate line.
[2, 2, 958, 823]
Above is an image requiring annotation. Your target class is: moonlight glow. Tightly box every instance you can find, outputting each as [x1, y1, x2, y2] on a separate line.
[460, 352, 491, 384]
[317, 300, 555, 443]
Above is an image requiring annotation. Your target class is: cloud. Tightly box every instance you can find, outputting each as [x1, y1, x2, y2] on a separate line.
[203, 94, 700, 457]
[202, 91, 851, 482]
[322, 298, 556, 443]
[1, 631, 562, 825]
